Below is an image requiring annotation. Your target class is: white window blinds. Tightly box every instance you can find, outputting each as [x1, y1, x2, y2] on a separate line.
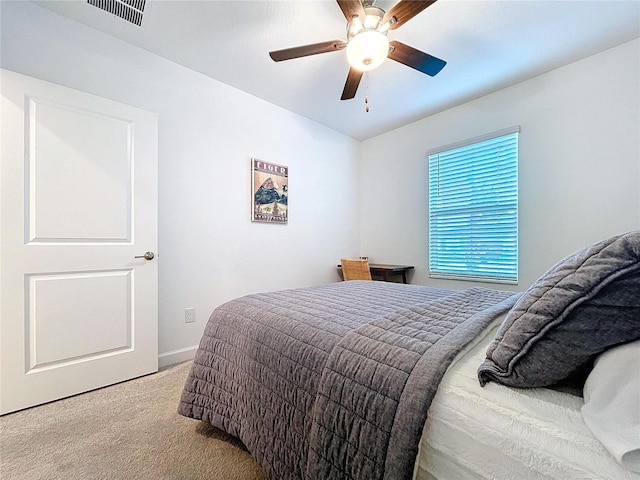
[428, 127, 519, 284]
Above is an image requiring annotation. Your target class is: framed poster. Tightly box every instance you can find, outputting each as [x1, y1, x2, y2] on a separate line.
[251, 158, 288, 224]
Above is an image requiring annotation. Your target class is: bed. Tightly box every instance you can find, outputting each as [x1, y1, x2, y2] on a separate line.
[179, 230, 640, 479]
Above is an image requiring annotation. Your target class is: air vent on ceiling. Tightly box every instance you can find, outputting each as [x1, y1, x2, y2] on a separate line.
[87, 0, 146, 26]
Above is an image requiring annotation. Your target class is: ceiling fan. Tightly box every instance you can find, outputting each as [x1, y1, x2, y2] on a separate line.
[269, 0, 446, 101]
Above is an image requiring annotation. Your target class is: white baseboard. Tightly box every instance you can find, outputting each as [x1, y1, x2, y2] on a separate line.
[158, 345, 198, 368]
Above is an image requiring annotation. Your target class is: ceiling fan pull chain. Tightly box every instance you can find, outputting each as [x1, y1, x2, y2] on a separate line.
[365, 72, 370, 113]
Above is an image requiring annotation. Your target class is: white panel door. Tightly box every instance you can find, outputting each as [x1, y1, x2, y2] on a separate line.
[0, 70, 158, 415]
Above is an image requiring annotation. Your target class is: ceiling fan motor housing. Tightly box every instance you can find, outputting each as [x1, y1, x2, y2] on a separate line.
[347, 5, 388, 41]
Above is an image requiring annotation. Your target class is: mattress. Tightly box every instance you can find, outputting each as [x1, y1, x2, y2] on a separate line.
[414, 317, 640, 480]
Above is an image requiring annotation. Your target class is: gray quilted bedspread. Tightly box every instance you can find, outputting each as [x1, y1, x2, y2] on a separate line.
[178, 281, 519, 480]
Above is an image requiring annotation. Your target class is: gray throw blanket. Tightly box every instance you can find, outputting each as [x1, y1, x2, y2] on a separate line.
[179, 281, 519, 480]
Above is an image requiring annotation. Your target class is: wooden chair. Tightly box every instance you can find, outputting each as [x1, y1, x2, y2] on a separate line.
[340, 258, 372, 281]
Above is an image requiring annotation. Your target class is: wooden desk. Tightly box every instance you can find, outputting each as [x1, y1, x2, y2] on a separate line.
[338, 263, 415, 284]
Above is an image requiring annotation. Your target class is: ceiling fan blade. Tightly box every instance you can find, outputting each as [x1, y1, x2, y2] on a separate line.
[383, 0, 437, 30]
[341, 67, 363, 100]
[269, 40, 346, 62]
[337, 0, 366, 24]
[388, 40, 446, 76]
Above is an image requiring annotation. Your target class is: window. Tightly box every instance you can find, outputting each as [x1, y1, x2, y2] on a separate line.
[428, 127, 519, 284]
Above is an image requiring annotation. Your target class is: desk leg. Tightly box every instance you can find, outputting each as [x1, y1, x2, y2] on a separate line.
[402, 272, 407, 284]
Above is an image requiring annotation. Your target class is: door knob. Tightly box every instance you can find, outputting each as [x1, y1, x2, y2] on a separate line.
[134, 251, 155, 261]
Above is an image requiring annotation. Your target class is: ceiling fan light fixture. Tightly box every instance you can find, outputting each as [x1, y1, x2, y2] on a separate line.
[346, 30, 389, 71]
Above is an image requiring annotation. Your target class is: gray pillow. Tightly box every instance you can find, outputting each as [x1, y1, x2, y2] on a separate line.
[478, 230, 640, 388]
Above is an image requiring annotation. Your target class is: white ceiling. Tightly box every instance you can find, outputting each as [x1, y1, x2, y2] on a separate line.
[34, 0, 640, 140]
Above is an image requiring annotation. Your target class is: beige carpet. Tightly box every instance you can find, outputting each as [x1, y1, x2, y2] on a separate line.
[0, 362, 268, 480]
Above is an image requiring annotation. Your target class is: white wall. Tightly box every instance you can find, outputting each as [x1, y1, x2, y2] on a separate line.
[360, 38, 640, 291]
[0, 1, 360, 362]
[3, 1, 639, 365]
